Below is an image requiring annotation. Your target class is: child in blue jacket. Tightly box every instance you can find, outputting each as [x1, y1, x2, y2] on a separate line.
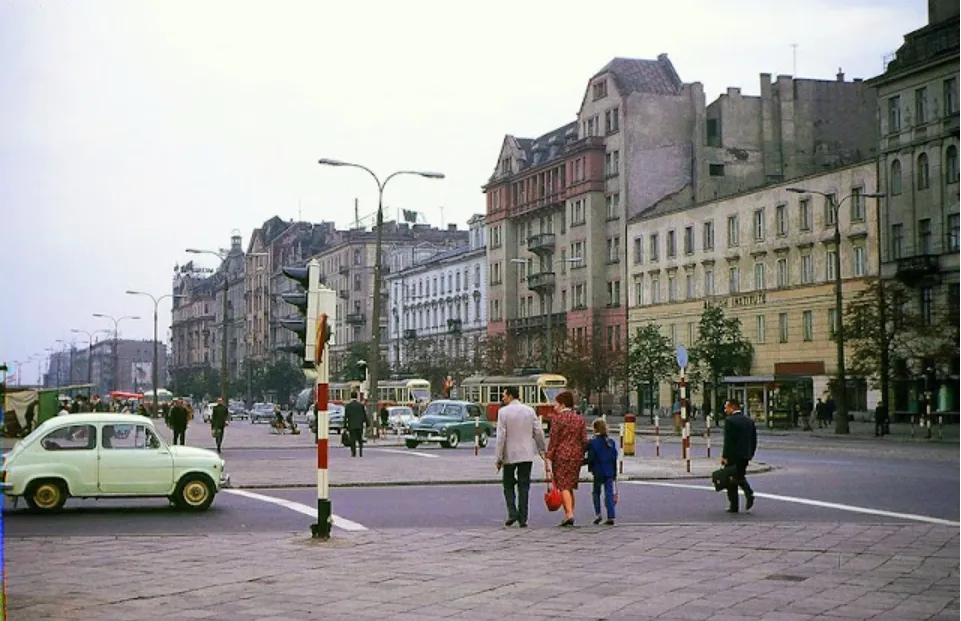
[586, 417, 618, 525]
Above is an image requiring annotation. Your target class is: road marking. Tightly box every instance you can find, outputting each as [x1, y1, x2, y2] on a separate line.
[369, 447, 439, 459]
[622, 481, 960, 527]
[223, 489, 368, 531]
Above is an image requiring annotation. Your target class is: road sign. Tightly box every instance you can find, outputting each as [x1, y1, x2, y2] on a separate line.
[676, 344, 688, 370]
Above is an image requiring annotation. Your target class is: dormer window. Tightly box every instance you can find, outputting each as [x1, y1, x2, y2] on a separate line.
[593, 80, 608, 100]
[500, 157, 511, 175]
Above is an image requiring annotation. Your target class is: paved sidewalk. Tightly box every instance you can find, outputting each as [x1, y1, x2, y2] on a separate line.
[635, 419, 959, 444]
[7, 523, 958, 620]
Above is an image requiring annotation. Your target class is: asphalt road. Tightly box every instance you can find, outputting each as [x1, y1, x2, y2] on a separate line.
[5, 441, 956, 538]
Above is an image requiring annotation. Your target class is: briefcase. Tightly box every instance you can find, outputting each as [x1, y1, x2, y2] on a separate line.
[711, 464, 739, 492]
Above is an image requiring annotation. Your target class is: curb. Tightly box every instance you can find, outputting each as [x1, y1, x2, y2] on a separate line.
[227, 464, 776, 490]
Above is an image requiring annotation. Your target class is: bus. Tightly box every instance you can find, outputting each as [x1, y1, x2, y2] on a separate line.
[377, 379, 431, 408]
[460, 373, 567, 422]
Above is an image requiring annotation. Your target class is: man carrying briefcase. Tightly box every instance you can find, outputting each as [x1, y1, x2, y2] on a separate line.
[718, 397, 757, 513]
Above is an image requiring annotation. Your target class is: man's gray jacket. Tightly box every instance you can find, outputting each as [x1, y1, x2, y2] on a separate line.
[495, 400, 547, 465]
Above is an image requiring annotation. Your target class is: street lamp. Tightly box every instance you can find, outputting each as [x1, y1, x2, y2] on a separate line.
[127, 290, 184, 416]
[787, 187, 884, 434]
[511, 255, 583, 372]
[70, 328, 111, 385]
[92, 313, 141, 392]
[317, 158, 444, 422]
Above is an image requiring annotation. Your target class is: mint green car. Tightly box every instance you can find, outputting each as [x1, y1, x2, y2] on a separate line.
[405, 400, 493, 449]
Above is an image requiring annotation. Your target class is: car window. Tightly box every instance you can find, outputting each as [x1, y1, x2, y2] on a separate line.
[466, 405, 482, 419]
[102, 425, 156, 449]
[41, 425, 96, 451]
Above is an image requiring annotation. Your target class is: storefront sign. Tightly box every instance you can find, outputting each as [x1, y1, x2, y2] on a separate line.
[704, 292, 767, 310]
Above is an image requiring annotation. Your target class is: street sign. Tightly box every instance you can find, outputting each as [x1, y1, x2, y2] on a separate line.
[676, 344, 688, 370]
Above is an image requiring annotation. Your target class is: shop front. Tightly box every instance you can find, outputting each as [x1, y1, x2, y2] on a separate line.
[723, 375, 815, 429]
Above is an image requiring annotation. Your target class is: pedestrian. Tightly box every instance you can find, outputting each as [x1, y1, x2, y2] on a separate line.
[721, 397, 757, 513]
[815, 398, 826, 429]
[379, 405, 390, 438]
[495, 386, 547, 528]
[586, 417, 618, 525]
[344, 391, 367, 457]
[24, 400, 37, 434]
[211, 398, 229, 453]
[168, 399, 189, 446]
[57, 400, 71, 416]
[546, 390, 587, 527]
[874, 400, 889, 437]
[825, 396, 836, 425]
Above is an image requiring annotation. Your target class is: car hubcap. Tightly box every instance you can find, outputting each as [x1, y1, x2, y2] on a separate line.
[35, 484, 60, 509]
[183, 482, 209, 505]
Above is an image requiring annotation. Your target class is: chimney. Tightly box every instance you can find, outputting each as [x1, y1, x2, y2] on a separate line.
[836, 67, 845, 82]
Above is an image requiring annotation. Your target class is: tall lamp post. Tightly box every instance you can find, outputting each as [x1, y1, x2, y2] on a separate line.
[126, 291, 184, 416]
[787, 187, 884, 434]
[92, 313, 141, 392]
[317, 158, 444, 421]
[70, 328, 111, 385]
[511, 255, 583, 371]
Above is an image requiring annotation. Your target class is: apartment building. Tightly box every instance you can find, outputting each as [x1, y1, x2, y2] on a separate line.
[386, 214, 487, 374]
[628, 161, 880, 415]
[170, 261, 218, 371]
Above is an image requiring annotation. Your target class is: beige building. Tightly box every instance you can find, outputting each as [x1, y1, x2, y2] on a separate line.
[170, 262, 218, 371]
[627, 161, 881, 416]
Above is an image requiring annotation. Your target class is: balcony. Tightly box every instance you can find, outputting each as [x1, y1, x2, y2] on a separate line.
[404, 329, 417, 339]
[339, 289, 349, 300]
[507, 312, 567, 332]
[527, 233, 556, 255]
[896, 254, 940, 286]
[526, 271, 556, 292]
[447, 318, 462, 334]
[345, 312, 366, 325]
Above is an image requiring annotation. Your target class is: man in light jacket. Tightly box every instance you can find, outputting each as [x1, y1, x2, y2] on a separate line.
[495, 386, 547, 528]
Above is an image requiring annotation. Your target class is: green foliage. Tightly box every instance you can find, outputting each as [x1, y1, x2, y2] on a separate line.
[554, 329, 625, 401]
[689, 305, 753, 412]
[339, 342, 387, 382]
[479, 334, 512, 375]
[263, 357, 308, 406]
[627, 323, 675, 413]
[170, 366, 220, 401]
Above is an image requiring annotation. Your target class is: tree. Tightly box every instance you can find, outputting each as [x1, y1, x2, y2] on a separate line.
[554, 329, 625, 403]
[627, 323, 675, 416]
[478, 333, 512, 375]
[689, 305, 753, 416]
[339, 342, 387, 383]
[264, 358, 308, 407]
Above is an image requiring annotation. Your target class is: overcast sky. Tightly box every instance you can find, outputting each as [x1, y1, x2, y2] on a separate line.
[1, 0, 926, 384]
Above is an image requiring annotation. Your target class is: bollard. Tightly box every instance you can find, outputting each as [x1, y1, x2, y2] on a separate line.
[938, 415, 943, 440]
[911, 416, 916, 438]
[706, 419, 712, 459]
[623, 413, 636, 456]
[654, 415, 660, 457]
[618, 424, 624, 475]
[311, 382, 332, 540]
[474, 416, 480, 456]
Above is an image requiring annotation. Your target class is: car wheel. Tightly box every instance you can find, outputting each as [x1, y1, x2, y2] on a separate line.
[405, 439, 420, 449]
[445, 431, 459, 449]
[25, 479, 67, 513]
[173, 475, 215, 511]
[478, 431, 489, 448]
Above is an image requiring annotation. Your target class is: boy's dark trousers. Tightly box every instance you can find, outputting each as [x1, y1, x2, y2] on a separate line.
[592, 476, 616, 519]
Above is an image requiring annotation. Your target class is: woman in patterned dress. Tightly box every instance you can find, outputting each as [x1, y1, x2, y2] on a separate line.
[546, 390, 588, 527]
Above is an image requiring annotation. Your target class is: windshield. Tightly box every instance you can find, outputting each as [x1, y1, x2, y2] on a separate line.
[411, 388, 430, 401]
[423, 402, 461, 417]
[542, 387, 564, 402]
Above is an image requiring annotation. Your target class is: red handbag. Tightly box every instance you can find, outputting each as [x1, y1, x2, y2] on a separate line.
[544, 483, 562, 512]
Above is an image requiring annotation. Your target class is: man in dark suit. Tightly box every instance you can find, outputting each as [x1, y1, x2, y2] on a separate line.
[210, 398, 229, 453]
[721, 397, 757, 513]
[169, 399, 189, 446]
[344, 392, 368, 457]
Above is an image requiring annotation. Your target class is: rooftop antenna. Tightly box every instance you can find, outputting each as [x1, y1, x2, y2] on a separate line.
[353, 198, 361, 229]
[791, 43, 798, 76]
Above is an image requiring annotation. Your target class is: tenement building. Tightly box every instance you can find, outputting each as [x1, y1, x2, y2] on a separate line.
[386, 214, 487, 376]
[868, 0, 959, 413]
[627, 161, 881, 419]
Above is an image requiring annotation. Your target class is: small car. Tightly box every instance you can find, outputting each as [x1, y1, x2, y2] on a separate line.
[386, 406, 416, 434]
[405, 400, 492, 449]
[308, 404, 345, 434]
[1, 413, 230, 513]
[249, 403, 276, 424]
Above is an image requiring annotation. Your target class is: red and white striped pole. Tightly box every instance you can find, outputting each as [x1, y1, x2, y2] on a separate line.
[474, 415, 480, 456]
[706, 416, 712, 459]
[680, 368, 690, 474]
[618, 424, 624, 475]
[310, 281, 335, 541]
[654, 414, 660, 458]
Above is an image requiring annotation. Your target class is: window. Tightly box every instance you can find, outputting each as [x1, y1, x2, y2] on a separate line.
[634, 276, 645, 306]
[890, 224, 904, 259]
[606, 237, 620, 263]
[592, 80, 607, 100]
[851, 187, 865, 222]
[801, 254, 813, 284]
[703, 221, 715, 250]
[947, 146, 959, 184]
[584, 116, 599, 137]
[918, 218, 932, 254]
[709, 164, 725, 177]
[668, 324, 676, 345]
[667, 274, 677, 302]
[687, 322, 696, 347]
[755, 315, 766, 344]
[920, 287, 934, 326]
[776, 258, 788, 288]
[605, 194, 620, 219]
[41, 425, 96, 450]
[605, 150, 620, 176]
[570, 199, 586, 225]
[948, 214, 960, 251]
[799, 199, 812, 230]
[728, 266, 740, 293]
[754, 262, 765, 290]
[633, 237, 643, 264]
[753, 208, 765, 241]
[802, 311, 813, 341]
[853, 246, 866, 277]
[705, 270, 715, 296]
[890, 160, 903, 195]
[917, 153, 930, 190]
[607, 281, 621, 307]
[683, 226, 695, 255]
[354, 274, 362, 291]
[824, 195, 837, 227]
[826, 250, 837, 281]
[685, 273, 695, 299]
[605, 107, 619, 133]
[571, 241, 586, 265]
[666, 230, 676, 258]
[888, 96, 901, 133]
[474, 265, 481, 288]
[649, 234, 659, 261]
[650, 276, 660, 304]
[775, 204, 788, 236]
[726, 215, 739, 247]
[915, 87, 928, 124]
[945, 77, 959, 115]
[491, 262, 502, 285]
[828, 308, 838, 338]
[573, 284, 586, 309]
[103, 425, 157, 449]
[353, 248, 362, 265]
[778, 313, 789, 343]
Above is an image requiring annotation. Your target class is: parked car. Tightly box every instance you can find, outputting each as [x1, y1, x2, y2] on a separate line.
[249, 403, 277, 424]
[308, 404, 345, 435]
[1, 413, 229, 512]
[405, 400, 492, 449]
[228, 401, 249, 421]
[386, 406, 416, 434]
[201, 405, 214, 423]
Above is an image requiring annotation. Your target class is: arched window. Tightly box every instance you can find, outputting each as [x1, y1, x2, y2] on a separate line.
[946, 145, 959, 184]
[890, 159, 902, 195]
[917, 153, 930, 190]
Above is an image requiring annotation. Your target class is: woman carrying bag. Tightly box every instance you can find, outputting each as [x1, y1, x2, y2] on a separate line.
[545, 390, 587, 527]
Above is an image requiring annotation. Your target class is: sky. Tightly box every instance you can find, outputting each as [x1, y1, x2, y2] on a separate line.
[0, 0, 928, 385]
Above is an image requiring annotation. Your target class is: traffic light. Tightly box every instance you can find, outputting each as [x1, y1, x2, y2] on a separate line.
[278, 260, 321, 369]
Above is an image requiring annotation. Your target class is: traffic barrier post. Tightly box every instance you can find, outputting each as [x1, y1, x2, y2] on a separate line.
[623, 413, 636, 456]
[654, 415, 660, 457]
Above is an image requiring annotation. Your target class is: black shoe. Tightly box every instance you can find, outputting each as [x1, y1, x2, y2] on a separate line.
[505, 518, 517, 527]
[746, 494, 755, 511]
[558, 518, 574, 527]
[593, 516, 603, 525]
[518, 522, 528, 528]
[605, 519, 615, 526]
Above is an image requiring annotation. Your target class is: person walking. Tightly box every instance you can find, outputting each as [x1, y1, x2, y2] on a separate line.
[495, 386, 547, 528]
[168, 399, 189, 446]
[546, 390, 587, 527]
[586, 417, 618, 525]
[210, 398, 229, 454]
[721, 397, 757, 513]
[874, 400, 889, 437]
[344, 392, 367, 457]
